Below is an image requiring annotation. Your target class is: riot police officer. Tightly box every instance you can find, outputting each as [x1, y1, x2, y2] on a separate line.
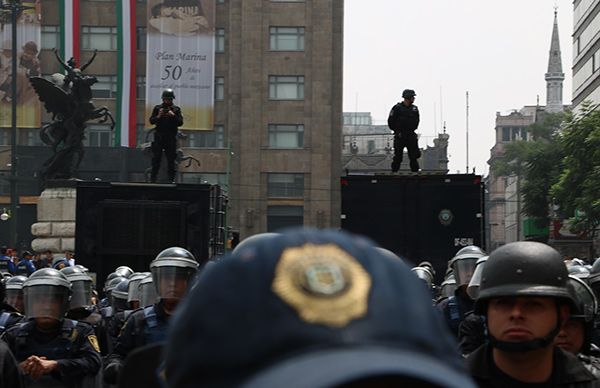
[1, 268, 102, 387]
[0, 246, 15, 274]
[436, 245, 486, 338]
[149, 89, 183, 183]
[0, 276, 23, 335]
[465, 242, 599, 387]
[5, 275, 27, 313]
[126, 272, 147, 310]
[387, 89, 421, 173]
[15, 251, 35, 276]
[104, 247, 198, 384]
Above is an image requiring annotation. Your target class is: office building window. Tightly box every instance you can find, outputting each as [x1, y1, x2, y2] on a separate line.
[269, 75, 304, 100]
[136, 27, 147, 50]
[136, 76, 146, 99]
[267, 206, 303, 232]
[270, 27, 304, 51]
[215, 76, 224, 100]
[184, 125, 224, 148]
[41, 26, 60, 50]
[92, 75, 118, 98]
[81, 26, 118, 50]
[267, 173, 304, 198]
[216, 28, 225, 53]
[268, 124, 303, 148]
[86, 124, 113, 147]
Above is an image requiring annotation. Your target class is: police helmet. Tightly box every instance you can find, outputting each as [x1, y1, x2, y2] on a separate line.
[567, 263, 591, 281]
[111, 278, 131, 312]
[5, 275, 27, 312]
[105, 275, 127, 298]
[114, 265, 134, 279]
[418, 261, 436, 277]
[466, 256, 488, 300]
[411, 266, 434, 289]
[440, 273, 457, 299]
[162, 88, 175, 100]
[150, 247, 198, 301]
[127, 272, 148, 305]
[60, 266, 93, 310]
[402, 89, 416, 99]
[139, 273, 157, 307]
[232, 233, 280, 255]
[51, 257, 69, 269]
[448, 245, 486, 288]
[475, 242, 575, 353]
[23, 268, 71, 320]
[564, 275, 598, 355]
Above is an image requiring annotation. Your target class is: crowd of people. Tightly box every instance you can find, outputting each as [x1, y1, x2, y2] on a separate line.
[1, 228, 600, 387]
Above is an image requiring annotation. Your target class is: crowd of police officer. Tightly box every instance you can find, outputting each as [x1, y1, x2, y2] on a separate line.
[3, 229, 600, 387]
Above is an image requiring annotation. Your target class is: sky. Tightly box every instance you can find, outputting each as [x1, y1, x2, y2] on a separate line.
[343, 0, 573, 176]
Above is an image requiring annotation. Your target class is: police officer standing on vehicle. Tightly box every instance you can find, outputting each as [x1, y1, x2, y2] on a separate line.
[103, 247, 198, 385]
[1, 268, 102, 387]
[466, 242, 600, 387]
[149, 89, 183, 183]
[388, 89, 421, 173]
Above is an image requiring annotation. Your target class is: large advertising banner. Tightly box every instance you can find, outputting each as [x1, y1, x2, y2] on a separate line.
[0, 0, 41, 128]
[146, 0, 215, 131]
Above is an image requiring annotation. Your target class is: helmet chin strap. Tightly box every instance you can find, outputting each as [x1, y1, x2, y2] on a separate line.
[488, 301, 562, 353]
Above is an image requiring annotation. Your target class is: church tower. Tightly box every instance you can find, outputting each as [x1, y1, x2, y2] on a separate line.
[545, 8, 565, 113]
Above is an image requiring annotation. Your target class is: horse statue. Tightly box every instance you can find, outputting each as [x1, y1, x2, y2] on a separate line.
[29, 49, 115, 181]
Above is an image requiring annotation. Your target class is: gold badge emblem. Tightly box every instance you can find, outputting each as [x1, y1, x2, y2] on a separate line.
[88, 335, 100, 353]
[272, 243, 372, 328]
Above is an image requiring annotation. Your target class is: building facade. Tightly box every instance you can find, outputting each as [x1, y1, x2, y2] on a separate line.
[486, 10, 566, 249]
[0, 0, 344, 242]
[572, 0, 600, 110]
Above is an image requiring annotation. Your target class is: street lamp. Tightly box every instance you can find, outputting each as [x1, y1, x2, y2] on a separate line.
[0, 0, 34, 248]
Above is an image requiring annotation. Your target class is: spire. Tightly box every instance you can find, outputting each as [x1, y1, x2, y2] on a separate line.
[545, 7, 564, 113]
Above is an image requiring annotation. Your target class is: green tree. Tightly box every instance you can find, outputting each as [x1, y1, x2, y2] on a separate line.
[491, 111, 566, 229]
[551, 102, 600, 237]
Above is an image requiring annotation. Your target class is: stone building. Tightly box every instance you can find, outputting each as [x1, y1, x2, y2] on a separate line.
[0, 0, 344, 245]
[572, 0, 600, 110]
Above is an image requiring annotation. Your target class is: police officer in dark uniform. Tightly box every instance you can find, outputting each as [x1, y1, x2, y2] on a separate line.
[466, 242, 599, 387]
[103, 247, 198, 384]
[0, 276, 23, 335]
[149, 89, 183, 183]
[436, 245, 485, 338]
[1, 268, 102, 387]
[16, 251, 36, 276]
[5, 275, 27, 313]
[0, 246, 16, 274]
[387, 89, 421, 173]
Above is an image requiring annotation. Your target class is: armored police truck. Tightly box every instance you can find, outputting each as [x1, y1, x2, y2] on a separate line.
[341, 173, 485, 284]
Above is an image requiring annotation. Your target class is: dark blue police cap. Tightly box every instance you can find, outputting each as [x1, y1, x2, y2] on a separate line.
[165, 228, 474, 388]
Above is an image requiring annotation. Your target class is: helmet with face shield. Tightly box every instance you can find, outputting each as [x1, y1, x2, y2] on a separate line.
[150, 247, 198, 302]
[139, 273, 157, 307]
[60, 266, 93, 310]
[5, 275, 27, 312]
[448, 246, 486, 288]
[127, 272, 148, 309]
[440, 273, 457, 299]
[115, 266, 134, 279]
[466, 256, 488, 299]
[111, 278, 131, 312]
[22, 268, 71, 321]
[411, 266, 434, 289]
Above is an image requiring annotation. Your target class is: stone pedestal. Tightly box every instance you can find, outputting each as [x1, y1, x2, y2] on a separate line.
[31, 186, 76, 254]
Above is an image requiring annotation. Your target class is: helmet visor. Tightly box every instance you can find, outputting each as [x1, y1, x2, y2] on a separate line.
[411, 267, 433, 289]
[570, 279, 597, 322]
[110, 294, 130, 312]
[140, 281, 158, 307]
[151, 266, 196, 301]
[127, 279, 143, 302]
[452, 258, 478, 287]
[24, 286, 69, 320]
[467, 260, 486, 299]
[440, 281, 457, 299]
[70, 280, 92, 309]
[5, 289, 24, 312]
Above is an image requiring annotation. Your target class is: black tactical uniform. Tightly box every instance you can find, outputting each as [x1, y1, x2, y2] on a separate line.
[0, 340, 23, 388]
[149, 89, 183, 183]
[1, 268, 102, 387]
[388, 89, 421, 172]
[104, 247, 198, 385]
[0, 276, 24, 335]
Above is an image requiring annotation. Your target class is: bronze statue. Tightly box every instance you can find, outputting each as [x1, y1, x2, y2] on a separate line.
[29, 49, 115, 181]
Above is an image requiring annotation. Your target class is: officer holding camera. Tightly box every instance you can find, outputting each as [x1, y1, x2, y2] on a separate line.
[149, 89, 183, 183]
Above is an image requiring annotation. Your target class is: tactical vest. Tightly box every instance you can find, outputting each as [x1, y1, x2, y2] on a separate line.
[140, 305, 168, 344]
[13, 319, 79, 362]
[15, 261, 30, 276]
